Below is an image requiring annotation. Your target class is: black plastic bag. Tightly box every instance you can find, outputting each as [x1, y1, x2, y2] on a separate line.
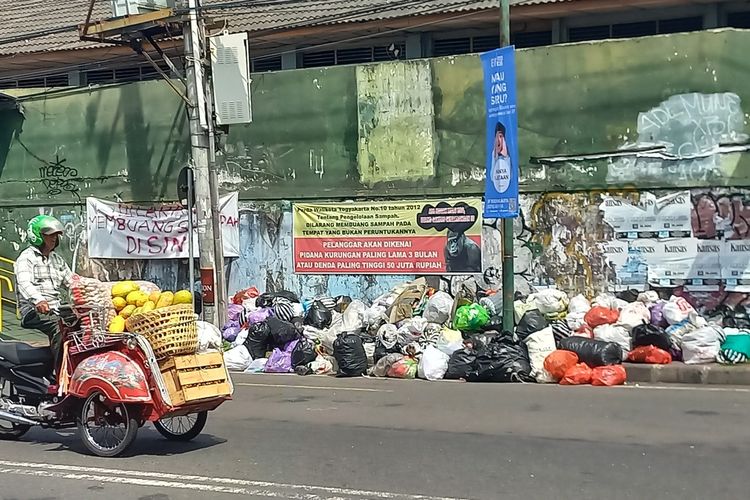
[267, 316, 300, 348]
[244, 321, 271, 359]
[333, 333, 368, 377]
[334, 295, 353, 313]
[305, 300, 333, 329]
[256, 292, 275, 308]
[617, 289, 640, 303]
[632, 324, 671, 352]
[483, 314, 504, 332]
[559, 336, 622, 367]
[515, 310, 549, 342]
[290, 316, 305, 333]
[291, 338, 317, 367]
[465, 332, 498, 350]
[274, 290, 300, 303]
[465, 339, 533, 383]
[373, 339, 402, 365]
[444, 348, 478, 380]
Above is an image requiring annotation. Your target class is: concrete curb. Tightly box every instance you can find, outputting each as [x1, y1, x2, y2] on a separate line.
[624, 362, 750, 386]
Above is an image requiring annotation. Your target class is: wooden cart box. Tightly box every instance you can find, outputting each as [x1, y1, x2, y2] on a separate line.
[159, 351, 231, 406]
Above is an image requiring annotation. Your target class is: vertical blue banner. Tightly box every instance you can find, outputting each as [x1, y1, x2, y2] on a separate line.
[481, 46, 519, 219]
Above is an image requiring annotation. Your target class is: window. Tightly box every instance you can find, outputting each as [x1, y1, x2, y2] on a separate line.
[472, 35, 500, 53]
[658, 16, 703, 34]
[301, 50, 335, 68]
[512, 31, 553, 48]
[336, 46, 374, 65]
[252, 56, 282, 72]
[373, 43, 405, 62]
[727, 11, 750, 28]
[433, 37, 471, 56]
[612, 21, 657, 38]
[568, 25, 610, 42]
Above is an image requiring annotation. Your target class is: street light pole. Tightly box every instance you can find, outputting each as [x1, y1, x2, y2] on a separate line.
[499, 0, 515, 333]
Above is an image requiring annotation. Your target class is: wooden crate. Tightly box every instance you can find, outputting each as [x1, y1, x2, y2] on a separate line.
[159, 351, 231, 407]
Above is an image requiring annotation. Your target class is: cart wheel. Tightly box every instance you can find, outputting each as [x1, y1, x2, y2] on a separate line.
[77, 391, 138, 457]
[0, 378, 31, 440]
[154, 411, 207, 442]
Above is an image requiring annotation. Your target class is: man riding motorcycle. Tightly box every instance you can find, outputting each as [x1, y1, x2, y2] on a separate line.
[13, 215, 76, 375]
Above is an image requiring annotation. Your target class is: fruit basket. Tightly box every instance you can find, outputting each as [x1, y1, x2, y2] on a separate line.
[124, 304, 198, 359]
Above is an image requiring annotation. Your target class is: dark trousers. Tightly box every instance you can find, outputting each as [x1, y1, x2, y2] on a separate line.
[21, 307, 76, 374]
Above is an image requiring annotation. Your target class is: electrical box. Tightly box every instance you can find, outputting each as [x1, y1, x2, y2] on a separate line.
[111, 0, 175, 18]
[209, 32, 253, 125]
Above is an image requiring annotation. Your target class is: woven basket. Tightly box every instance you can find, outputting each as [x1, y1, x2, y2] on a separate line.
[125, 304, 198, 359]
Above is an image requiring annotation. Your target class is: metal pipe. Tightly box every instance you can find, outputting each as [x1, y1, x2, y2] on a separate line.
[0, 410, 37, 426]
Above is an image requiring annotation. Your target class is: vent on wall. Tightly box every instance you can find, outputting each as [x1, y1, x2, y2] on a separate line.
[301, 50, 335, 68]
[568, 25, 610, 42]
[252, 56, 282, 72]
[658, 16, 703, 33]
[727, 11, 750, 28]
[612, 21, 657, 38]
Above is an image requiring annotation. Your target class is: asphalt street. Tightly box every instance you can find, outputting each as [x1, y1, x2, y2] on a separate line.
[1, 374, 749, 500]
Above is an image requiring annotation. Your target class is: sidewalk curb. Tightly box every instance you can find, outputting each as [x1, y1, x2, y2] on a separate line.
[624, 362, 750, 386]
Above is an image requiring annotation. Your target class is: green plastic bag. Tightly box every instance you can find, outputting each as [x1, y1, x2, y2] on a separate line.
[453, 304, 490, 332]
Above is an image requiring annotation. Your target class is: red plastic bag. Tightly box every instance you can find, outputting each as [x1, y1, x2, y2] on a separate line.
[627, 345, 672, 364]
[233, 286, 260, 305]
[584, 306, 620, 328]
[544, 350, 579, 380]
[591, 364, 627, 386]
[560, 363, 593, 385]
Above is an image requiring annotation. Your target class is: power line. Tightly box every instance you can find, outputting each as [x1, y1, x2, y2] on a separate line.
[5, 0, 484, 96]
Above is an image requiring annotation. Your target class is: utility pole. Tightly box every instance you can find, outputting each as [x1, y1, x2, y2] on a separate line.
[184, 0, 218, 324]
[499, 0, 515, 333]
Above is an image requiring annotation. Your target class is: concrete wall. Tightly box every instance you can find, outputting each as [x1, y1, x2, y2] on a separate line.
[1, 29, 749, 317]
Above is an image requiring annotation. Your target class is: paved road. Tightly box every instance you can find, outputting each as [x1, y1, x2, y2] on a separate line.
[1, 374, 749, 500]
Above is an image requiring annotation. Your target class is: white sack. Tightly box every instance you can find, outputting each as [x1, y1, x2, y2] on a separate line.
[523, 327, 556, 383]
[663, 296, 696, 325]
[423, 291, 454, 324]
[594, 324, 631, 360]
[224, 345, 252, 371]
[568, 294, 592, 315]
[682, 326, 725, 364]
[529, 289, 570, 315]
[617, 302, 651, 332]
[196, 320, 223, 353]
[417, 345, 450, 381]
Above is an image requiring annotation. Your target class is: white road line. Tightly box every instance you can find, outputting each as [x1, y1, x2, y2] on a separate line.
[614, 384, 750, 393]
[236, 382, 393, 393]
[0, 461, 467, 500]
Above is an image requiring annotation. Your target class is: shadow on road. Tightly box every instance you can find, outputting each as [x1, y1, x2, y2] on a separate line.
[17, 426, 227, 458]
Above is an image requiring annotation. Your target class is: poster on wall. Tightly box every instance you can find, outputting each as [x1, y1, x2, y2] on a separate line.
[600, 240, 648, 291]
[86, 193, 240, 259]
[722, 240, 750, 292]
[293, 199, 482, 274]
[600, 191, 692, 239]
[481, 46, 519, 219]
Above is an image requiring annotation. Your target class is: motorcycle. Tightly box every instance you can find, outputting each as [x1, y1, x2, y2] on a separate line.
[0, 305, 231, 456]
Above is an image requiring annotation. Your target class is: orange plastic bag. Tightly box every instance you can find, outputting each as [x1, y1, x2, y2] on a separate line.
[584, 306, 620, 328]
[560, 363, 592, 385]
[591, 365, 627, 386]
[544, 350, 579, 381]
[627, 346, 672, 364]
[233, 286, 260, 305]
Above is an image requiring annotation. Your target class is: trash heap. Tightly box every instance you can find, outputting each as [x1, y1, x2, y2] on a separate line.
[220, 280, 750, 382]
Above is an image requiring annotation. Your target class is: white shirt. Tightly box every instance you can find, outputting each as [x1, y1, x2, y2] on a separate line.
[491, 154, 511, 193]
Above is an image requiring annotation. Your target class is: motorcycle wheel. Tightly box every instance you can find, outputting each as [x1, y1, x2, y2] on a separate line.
[154, 411, 207, 441]
[77, 391, 138, 457]
[0, 378, 31, 440]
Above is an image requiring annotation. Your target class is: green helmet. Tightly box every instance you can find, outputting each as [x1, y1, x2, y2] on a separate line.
[27, 215, 64, 247]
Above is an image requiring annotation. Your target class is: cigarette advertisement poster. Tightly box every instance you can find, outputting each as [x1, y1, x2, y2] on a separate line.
[600, 191, 692, 239]
[87, 193, 240, 259]
[293, 199, 482, 274]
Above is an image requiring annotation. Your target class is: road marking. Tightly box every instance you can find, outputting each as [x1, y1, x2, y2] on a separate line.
[614, 384, 750, 393]
[0, 461, 465, 500]
[236, 382, 393, 393]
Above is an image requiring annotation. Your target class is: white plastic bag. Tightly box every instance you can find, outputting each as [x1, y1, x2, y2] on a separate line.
[663, 296, 696, 325]
[224, 345, 252, 371]
[423, 291, 453, 324]
[231, 328, 249, 349]
[594, 324, 631, 360]
[568, 294, 592, 315]
[523, 327, 556, 383]
[341, 300, 367, 331]
[363, 342, 376, 368]
[417, 345, 450, 381]
[196, 320, 223, 353]
[244, 357, 268, 373]
[309, 355, 334, 375]
[593, 294, 627, 311]
[682, 326, 725, 364]
[637, 291, 659, 305]
[566, 312, 587, 331]
[617, 302, 650, 332]
[436, 327, 464, 355]
[397, 317, 427, 345]
[530, 289, 570, 315]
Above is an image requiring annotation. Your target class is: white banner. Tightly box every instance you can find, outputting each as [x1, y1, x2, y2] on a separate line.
[600, 191, 692, 239]
[86, 193, 240, 259]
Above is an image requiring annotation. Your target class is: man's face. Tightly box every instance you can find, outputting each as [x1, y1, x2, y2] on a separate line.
[494, 131, 505, 155]
[43, 232, 61, 251]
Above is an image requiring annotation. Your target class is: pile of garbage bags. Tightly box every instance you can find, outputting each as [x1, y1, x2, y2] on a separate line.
[220, 279, 750, 381]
